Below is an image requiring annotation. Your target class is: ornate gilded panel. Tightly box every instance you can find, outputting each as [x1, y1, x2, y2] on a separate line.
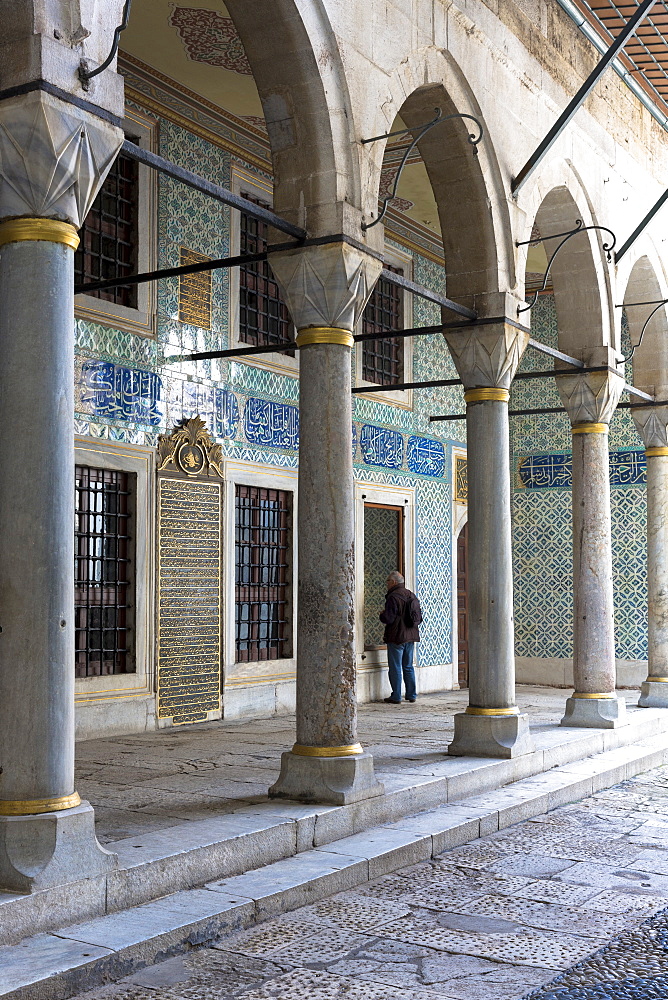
[178, 247, 212, 329]
[158, 477, 222, 724]
[455, 456, 468, 504]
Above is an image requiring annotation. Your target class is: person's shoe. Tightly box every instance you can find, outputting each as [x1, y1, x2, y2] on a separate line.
[405, 697, 417, 702]
[384, 697, 401, 704]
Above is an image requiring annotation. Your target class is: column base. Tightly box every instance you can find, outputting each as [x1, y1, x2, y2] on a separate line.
[268, 751, 384, 805]
[561, 695, 628, 729]
[638, 679, 668, 708]
[0, 801, 117, 893]
[447, 712, 534, 758]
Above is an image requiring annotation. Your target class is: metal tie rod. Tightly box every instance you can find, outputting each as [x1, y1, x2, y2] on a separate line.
[511, 0, 658, 195]
[121, 140, 307, 241]
[615, 187, 668, 262]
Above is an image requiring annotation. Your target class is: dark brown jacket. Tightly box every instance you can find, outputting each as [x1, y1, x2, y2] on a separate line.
[380, 585, 421, 644]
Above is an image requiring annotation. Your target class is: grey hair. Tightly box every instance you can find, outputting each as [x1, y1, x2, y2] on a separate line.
[388, 570, 404, 586]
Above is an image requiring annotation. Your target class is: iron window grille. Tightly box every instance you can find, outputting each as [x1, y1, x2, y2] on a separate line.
[74, 142, 139, 308]
[239, 194, 293, 351]
[361, 265, 404, 385]
[75, 466, 134, 677]
[235, 484, 291, 662]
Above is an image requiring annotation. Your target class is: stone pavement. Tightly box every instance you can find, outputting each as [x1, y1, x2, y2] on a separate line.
[66, 761, 668, 1000]
[76, 687, 628, 844]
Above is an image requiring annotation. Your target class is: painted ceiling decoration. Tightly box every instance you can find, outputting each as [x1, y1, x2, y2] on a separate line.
[168, 5, 252, 75]
[574, 0, 668, 118]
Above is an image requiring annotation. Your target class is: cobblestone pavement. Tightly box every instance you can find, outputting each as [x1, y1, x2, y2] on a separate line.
[75, 687, 628, 844]
[77, 762, 668, 1000]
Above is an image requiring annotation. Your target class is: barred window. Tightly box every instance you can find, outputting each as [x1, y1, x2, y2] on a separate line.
[74, 144, 139, 308]
[361, 266, 404, 385]
[75, 466, 134, 677]
[239, 194, 292, 350]
[235, 485, 291, 662]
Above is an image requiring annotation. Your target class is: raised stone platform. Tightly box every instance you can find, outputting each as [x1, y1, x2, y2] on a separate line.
[2, 688, 668, 999]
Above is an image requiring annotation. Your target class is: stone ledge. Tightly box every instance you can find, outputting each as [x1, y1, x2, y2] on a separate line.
[1, 705, 668, 948]
[1, 731, 668, 1000]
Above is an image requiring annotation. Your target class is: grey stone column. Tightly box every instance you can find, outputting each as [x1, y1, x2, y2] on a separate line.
[633, 406, 668, 708]
[266, 242, 385, 803]
[0, 89, 123, 891]
[557, 369, 628, 728]
[444, 319, 534, 758]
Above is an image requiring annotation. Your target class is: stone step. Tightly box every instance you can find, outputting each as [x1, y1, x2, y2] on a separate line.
[1, 730, 668, 1000]
[2, 706, 668, 950]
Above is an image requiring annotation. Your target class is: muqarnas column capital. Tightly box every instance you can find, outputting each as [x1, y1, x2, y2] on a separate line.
[444, 319, 530, 390]
[633, 404, 668, 451]
[556, 369, 624, 428]
[267, 240, 383, 335]
[0, 89, 123, 227]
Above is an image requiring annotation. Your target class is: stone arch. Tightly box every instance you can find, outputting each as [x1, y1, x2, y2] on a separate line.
[366, 47, 515, 309]
[516, 159, 612, 358]
[225, 0, 357, 235]
[619, 248, 668, 396]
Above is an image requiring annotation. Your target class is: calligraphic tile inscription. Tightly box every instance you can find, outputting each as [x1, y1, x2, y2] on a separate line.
[158, 477, 221, 724]
[80, 360, 162, 424]
[455, 456, 468, 504]
[178, 247, 212, 329]
[518, 450, 646, 489]
[360, 424, 404, 469]
[407, 436, 445, 477]
[244, 398, 299, 449]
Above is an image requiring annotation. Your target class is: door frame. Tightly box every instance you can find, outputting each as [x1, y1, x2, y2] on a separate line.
[354, 481, 416, 672]
[452, 447, 468, 690]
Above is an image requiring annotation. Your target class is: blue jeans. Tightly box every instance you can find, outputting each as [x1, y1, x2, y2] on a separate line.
[387, 642, 416, 701]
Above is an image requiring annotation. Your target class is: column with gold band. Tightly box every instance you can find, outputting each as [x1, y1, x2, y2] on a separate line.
[634, 407, 668, 706]
[0, 88, 123, 891]
[557, 367, 627, 728]
[266, 242, 384, 804]
[444, 319, 534, 758]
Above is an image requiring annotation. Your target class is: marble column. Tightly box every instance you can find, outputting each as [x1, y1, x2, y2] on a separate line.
[0, 90, 123, 891]
[266, 241, 385, 803]
[557, 368, 628, 728]
[444, 319, 534, 758]
[633, 406, 668, 708]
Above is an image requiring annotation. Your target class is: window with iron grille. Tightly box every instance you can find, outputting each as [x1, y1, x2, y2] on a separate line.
[74, 144, 139, 308]
[75, 466, 134, 677]
[239, 194, 292, 350]
[361, 266, 404, 385]
[235, 484, 292, 662]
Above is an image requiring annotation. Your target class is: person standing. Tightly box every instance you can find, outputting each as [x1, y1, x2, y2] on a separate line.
[380, 571, 422, 704]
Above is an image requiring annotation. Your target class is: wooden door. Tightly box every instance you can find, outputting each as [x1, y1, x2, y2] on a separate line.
[457, 523, 469, 688]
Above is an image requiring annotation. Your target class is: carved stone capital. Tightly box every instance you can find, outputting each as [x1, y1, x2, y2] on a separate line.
[633, 405, 668, 450]
[556, 371, 624, 427]
[0, 91, 123, 227]
[267, 242, 383, 333]
[444, 321, 530, 390]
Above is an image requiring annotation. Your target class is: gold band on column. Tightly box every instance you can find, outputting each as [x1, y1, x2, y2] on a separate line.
[464, 388, 510, 404]
[0, 218, 80, 251]
[646, 447, 668, 457]
[465, 706, 520, 716]
[296, 327, 354, 348]
[291, 743, 363, 757]
[572, 422, 607, 435]
[0, 792, 81, 816]
[571, 692, 617, 700]
[645, 676, 668, 682]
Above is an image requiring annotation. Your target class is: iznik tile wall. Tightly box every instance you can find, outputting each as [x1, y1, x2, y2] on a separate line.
[511, 294, 647, 663]
[74, 102, 463, 679]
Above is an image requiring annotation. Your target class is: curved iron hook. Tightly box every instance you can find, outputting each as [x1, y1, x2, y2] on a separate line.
[362, 108, 483, 231]
[79, 0, 133, 86]
[621, 297, 668, 363]
[517, 219, 617, 315]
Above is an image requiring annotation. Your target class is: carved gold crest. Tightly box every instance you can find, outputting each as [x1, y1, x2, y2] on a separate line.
[157, 416, 224, 478]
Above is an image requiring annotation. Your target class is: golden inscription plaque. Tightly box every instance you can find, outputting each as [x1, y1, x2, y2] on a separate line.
[178, 247, 212, 329]
[157, 477, 221, 724]
[455, 456, 468, 504]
